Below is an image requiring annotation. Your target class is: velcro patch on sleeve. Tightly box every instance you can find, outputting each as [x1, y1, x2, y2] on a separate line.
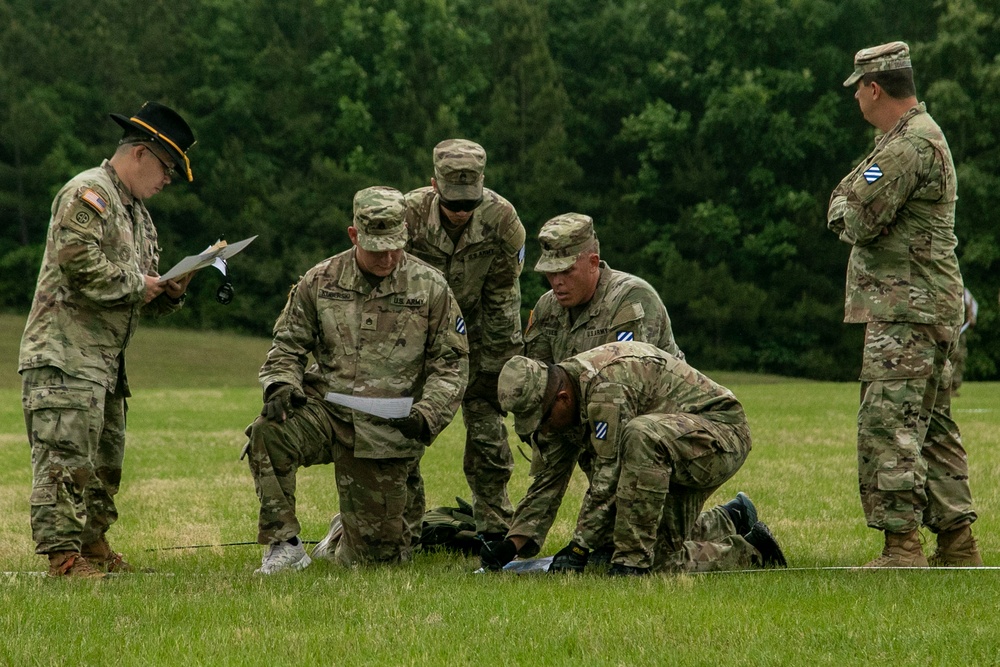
[80, 189, 109, 216]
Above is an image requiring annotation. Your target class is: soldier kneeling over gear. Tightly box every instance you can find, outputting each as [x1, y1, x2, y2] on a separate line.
[490, 342, 786, 576]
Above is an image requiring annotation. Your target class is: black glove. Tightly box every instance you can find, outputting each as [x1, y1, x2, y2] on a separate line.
[549, 541, 589, 573]
[388, 409, 429, 442]
[480, 538, 518, 571]
[465, 371, 502, 413]
[261, 384, 307, 422]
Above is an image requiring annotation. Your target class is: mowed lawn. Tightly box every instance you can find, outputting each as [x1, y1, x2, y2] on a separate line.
[1, 313, 999, 665]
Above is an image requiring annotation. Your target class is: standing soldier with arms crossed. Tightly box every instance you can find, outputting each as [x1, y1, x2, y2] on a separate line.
[481, 214, 764, 572]
[828, 41, 982, 567]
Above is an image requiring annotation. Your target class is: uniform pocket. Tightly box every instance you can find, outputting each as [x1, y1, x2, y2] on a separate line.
[29, 483, 57, 507]
[877, 469, 915, 492]
[26, 386, 92, 453]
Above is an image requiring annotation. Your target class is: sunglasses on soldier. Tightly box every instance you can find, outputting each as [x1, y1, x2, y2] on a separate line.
[440, 196, 483, 213]
[145, 145, 179, 180]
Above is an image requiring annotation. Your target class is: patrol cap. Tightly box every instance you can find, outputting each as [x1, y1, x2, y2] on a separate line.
[534, 213, 597, 273]
[498, 356, 550, 436]
[433, 139, 486, 201]
[843, 41, 912, 87]
[352, 186, 408, 251]
[110, 101, 196, 182]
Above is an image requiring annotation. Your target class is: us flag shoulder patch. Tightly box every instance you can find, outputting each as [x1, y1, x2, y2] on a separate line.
[80, 189, 108, 214]
[594, 420, 608, 440]
[616, 331, 634, 341]
[863, 164, 883, 184]
[455, 316, 466, 335]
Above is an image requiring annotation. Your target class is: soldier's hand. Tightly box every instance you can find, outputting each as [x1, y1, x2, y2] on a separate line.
[465, 371, 502, 413]
[261, 384, 307, 423]
[387, 409, 429, 442]
[549, 541, 589, 573]
[480, 538, 518, 571]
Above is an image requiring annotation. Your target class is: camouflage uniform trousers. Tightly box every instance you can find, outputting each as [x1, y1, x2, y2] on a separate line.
[947, 331, 968, 393]
[613, 414, 756, 572]
[247, 395, 423, 565]
[22, 366, 126, 555]
[857, 322, 976, 534]
[508, 425, 741, 558]
[461, 393, 514, 535]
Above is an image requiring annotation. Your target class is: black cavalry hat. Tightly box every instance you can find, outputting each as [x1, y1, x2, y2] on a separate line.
[110, 101, 196, 182]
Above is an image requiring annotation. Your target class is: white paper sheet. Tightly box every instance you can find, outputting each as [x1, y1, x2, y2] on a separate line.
[157, 235, 259, 283]
[324, 393, 413, 419]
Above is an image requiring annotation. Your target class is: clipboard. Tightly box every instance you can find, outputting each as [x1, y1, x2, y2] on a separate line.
[157, 236, 258, 283]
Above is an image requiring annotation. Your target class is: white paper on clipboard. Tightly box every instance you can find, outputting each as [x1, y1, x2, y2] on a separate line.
[157, 236, 258, 283]
[324, 393, 413, 419]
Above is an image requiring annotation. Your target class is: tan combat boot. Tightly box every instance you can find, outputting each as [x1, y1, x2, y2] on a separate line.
[929, 524, 983, 567]
[863, 530, 928, 568]
[47, 551, 106, 579]
[82, 536, 136, 573]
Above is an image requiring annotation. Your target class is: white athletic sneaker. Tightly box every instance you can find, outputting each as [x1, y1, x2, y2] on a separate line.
[255, 539, 312, 575]
[310, 514, 344, 562]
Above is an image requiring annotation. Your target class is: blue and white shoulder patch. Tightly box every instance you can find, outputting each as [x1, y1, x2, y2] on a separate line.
[593, 420, 608, 440]
[863, 164, 883, 184]
[455, 316, 466, 335]
[616, 331, 634, 342]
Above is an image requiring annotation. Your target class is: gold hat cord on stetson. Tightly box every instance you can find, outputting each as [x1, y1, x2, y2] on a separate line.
[129, 116, 194, 182]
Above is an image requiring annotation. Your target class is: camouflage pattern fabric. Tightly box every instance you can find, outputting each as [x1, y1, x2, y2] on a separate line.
[404, 185, 524, 534]
[247, 398, 423, 563]
[842, 41, 912, 87]
[523, 263, 683, 365]
[949, 332, 969, 393]
[353, 186, 408, 251]
[23, 367, 127, 554]
[857, 322, 976, 533]
[553, 342, 750, 571]
[19, 161, 181, 556]
[949, 289, 977, 393]
[20, 161, 180, 392]
[507, 264, 684, 553]
[614, 415, 753, 571]
[827, 104, 963, 327]
[828, 100, 976, 536]
[258, 249, 469, 457]
[250, 247, 468, 560]
[432, 139, 487, 201]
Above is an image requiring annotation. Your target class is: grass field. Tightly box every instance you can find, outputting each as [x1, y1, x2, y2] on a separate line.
[2, 313, 999, 665]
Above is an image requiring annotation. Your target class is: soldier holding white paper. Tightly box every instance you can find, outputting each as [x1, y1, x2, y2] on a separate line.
[245, 186, 469, 573]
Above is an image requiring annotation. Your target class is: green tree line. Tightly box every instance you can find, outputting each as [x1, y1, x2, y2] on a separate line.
[2, 0, 998, 380]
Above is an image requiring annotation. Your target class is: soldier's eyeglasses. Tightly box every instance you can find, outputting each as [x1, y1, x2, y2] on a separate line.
[440, 197, 483, 213]
[147, 147, 179, 180]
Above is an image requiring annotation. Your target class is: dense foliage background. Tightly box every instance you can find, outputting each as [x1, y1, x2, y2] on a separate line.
[2, 0, 998, 380]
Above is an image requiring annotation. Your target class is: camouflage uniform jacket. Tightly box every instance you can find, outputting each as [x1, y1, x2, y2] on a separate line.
[403, 186, 525, 374]
[19, 160, 180, 394]
[524, 262, 683, 364]
[828, 103, 963, 326]
[560, 341, 746, 549]
[259, 249, 469, 459]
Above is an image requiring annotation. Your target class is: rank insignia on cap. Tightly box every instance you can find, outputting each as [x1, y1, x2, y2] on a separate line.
[80, 189, 108, 214]
[455, 316, 466, 335]
[616, 331, 634, 342]
[594, 421, 609, 440]
[863, 164, 883, 184]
